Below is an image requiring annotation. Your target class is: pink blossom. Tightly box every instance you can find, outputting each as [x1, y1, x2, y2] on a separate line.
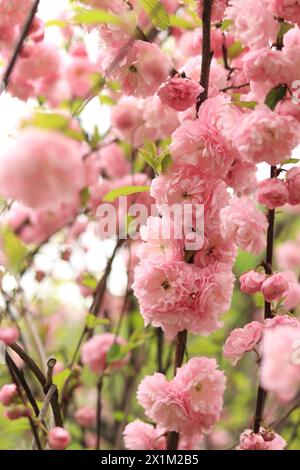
[170, 119, 234, 177]
[240, 270, 266, 294]
[137, 358, 225, 436]
[220, 197, 268, 255]
[132, 259, 195, 338]
[287, 167, 300, 205]
[81, 333, 129, 374]
[281, 271, 300, 311]
[9, 42, 62, 101]
[225, 0, 278, 49]
[234, 105, 300, 166]
[0, 326, 19, 345]
[261, 325, 300, 401]
[276, 241, 300, 270]
[137, 216, 184, 263]
[158, 76, 203, 112]
[257, 178, 289, 209]
[123, 421, 166, 450]
[75, 407, 96, 428]
[268, 0, 300, 26]
[223, 321, 264, 366]
[66, 47, 98, 98]
[98, 143, 130, 179]
[111, 96, 144, 140]
[4, 406, 31, 421]
[111, 41, 170, 98]
[243, 48, 293, 100]
[0, 384, 17, 406]
[261, 273, 289, 302]
[194, 237, 237, 269]
[264, 315, 300, 329]
[238, 428, 286, 450]
[0, 130, 85, 211]
[48, 427, 71, 450]
[197, 0, 227, 22]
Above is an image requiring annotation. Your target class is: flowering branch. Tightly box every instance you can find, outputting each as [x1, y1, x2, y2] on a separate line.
[196, 0, 213, 113]
[1, 0, 40, 93]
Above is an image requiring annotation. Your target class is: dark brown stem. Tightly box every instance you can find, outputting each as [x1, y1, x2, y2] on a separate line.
[5, 352, 42, 450]
[8, 343, 63, 427]
[156, 328, 164, 373]
[253, 165, 277, 434]
[95, 376, 104, 451]
[167, 330, 187, 450]
[1, 0, 40, 90]
[196, 0, 213, 114]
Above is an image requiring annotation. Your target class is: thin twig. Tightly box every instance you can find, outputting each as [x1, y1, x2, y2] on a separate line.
[1, 0, 40, 91]
[196, 0, 213, 114]
[96, 376, 104, 451]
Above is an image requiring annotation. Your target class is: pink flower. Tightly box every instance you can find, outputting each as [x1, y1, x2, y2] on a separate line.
[264, 315, 300, 329]
[137, 358, 225, 436]
[75, 406, 96, 428]
[197, 0, 227, 22]
[277, 241, 300, 270]
[268, 0, 300, 26]
[238, 428, 286, 450]
[261, 273, 289, 302]
[111, 41, 170, 98]
[0, 384, 17, 406]
[281, 271, 300, 311]
[66, 47, 98, 98]
[225, 0, 278, 49]
[240, 270, 266, 294]
[137, 216, 184, 263]
[257, 178, 289, 209]
[220, 197, 268, 255]
[111, 96, 143, 140]
[223, 321, 264, 366]
[81, 333, 129, 374]
[98, 143, 130, 179]
[48, 427, 71, 450]
[0, 130, 85, 211]
[287, 167, 300, 205]
[261, 325, 300, 401]
[234, 105, 300, 166]
[243, 48, 293, 100]
[158, 76, 203, 112]
[9, 42, 62, 101]
[170, 119, 234, 177]
[0, 326, 19, 345]
[132, 259, 195, 338]
[123, 421, 166, 450]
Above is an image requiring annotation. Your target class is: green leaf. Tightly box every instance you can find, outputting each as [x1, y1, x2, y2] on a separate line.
[85, 313, 110, 329]
[73, 8, 122, 26]
[81, 273, 97, 290]
[221, 19, 233, 31]
[228, 41, 243, 59]
[137, 0, 170, 30]
[138, 140, 172, 174]
[99, 94, 116, 106]
[264, 84, 287, 111]
[1, 226, 28, 275]
[103, 185, 150, 202]
[106, 343, 124, 364]
[80, 187, 90, 207]
[27, 112, 69, 130]
[232, 100, 257, 110]
[277, 21, 293, 43]
[169, 15, 194, 30]
[46, 19, 67, 28]
[53, 370, 71, 394]
[282, 158, 300, 165]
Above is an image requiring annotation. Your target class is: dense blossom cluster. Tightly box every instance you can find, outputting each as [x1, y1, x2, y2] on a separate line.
[0, 0, 300, 452]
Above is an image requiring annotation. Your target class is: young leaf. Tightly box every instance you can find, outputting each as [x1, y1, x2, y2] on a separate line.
[264, 84, 287, 111]
[1, 226, 28, 275]
[103, 185, 150, 202]
[137, 0, 170, 30]
[73, 8, 122, 26]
